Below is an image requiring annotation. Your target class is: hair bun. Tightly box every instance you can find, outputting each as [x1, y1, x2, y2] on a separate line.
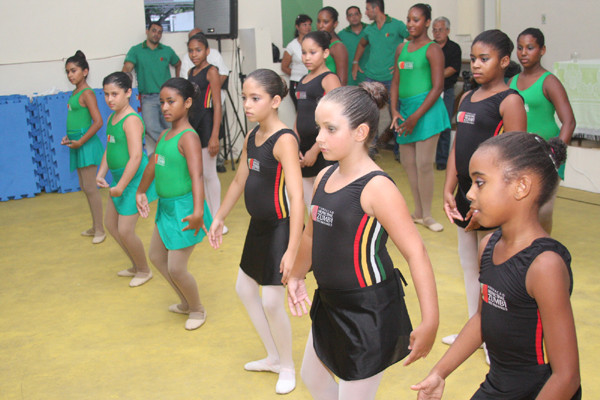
[75, 50, 87, 60]
[279, 76, 289, 99]
[358, 81, 389, 110]
[547, 137, 567, 167]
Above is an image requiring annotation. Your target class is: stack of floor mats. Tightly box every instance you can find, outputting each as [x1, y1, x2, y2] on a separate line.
[0, 95, 39, 201]
[0, 89, 142, 201]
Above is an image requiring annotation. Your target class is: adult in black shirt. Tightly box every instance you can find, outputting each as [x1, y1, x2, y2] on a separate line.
[433, 16, 462, 170]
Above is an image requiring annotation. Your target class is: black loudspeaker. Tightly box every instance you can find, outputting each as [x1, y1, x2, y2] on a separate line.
[194, 0, 238, 39]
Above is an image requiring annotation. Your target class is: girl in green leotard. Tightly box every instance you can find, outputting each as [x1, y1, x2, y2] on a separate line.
[318, 6, 349, 85]
[509, 28, 575, 233]
[391, 4, 450, 233]
[96, 72, 157, 287]
[61, 50, 106, 244]
[136, 78, 212, 330]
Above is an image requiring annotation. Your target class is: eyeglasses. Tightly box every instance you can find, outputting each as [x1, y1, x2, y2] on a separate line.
[432, 28, 448, 33]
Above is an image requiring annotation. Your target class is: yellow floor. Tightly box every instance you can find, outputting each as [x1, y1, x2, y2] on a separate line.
[1, 150, 598, 399]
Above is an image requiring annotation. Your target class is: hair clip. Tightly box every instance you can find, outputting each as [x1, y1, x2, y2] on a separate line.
[534, 136, 558, 172]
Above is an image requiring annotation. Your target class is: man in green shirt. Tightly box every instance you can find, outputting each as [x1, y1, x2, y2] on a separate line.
[338, 6, 369, 86]
[123, 22, 181, 153]
[351, 0, 409, 92]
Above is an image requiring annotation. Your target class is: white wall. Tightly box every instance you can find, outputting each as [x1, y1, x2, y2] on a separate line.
[497, 0, 600, 67]
[0, 0, 144, 96]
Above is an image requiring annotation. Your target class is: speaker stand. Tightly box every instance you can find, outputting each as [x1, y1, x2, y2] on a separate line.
[217, 38, 247, 171]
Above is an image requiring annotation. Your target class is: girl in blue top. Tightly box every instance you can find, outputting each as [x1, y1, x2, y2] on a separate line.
[61, 50, 105, 244]
[96, 72, 157, 287]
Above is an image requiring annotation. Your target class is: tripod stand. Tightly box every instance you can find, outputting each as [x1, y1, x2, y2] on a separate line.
[217, 38, 247, 171]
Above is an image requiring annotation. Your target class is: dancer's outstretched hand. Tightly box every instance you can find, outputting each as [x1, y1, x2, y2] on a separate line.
[411, 373, 445, 400]
[287, 277, 311, 317]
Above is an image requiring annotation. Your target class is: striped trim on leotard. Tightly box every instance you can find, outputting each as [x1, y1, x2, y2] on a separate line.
[203, 83, 213, 108]
[353, 214, 387, 287]
[273, 163, 289, 219]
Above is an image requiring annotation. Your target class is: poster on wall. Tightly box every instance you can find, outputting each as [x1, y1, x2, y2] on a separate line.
[144, 0, 194, 32]
[281, 0, 323, 47]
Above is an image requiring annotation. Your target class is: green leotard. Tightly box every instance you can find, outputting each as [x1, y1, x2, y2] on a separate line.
[106, 112, 156, 215]
[106, 113, 145, 170]
[67, 88, 93, 131]
[510, 71, 564, 178]
[397, 41, 434, 98]
[153, 128, 212, 250]
[154, 129, 194, 198]
[325, 40, 342, 74]
[66, 87, 104, 171]
[509, 72, 560, 140]
[395, 41, 450, 145]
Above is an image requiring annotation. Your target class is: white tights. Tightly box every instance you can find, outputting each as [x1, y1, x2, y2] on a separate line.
[302, 176, 316, 212]
[202, 147, 221, 218]
[456, 227, 489, 318]
[301, 331, 384, 400]
[235, 268, 294, 370]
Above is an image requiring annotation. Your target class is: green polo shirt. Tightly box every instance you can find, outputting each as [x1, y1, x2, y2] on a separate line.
[362, 15, 409, 82]
[338, 22, 369, 86]
[124, 41, 180, 94]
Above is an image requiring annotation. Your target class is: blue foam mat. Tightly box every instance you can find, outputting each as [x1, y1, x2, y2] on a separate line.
[0, 100, 39, 201]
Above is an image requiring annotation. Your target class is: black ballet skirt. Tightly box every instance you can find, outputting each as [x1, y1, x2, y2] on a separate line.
[239, 217, 289, 286]
[309, 268, 412, 380]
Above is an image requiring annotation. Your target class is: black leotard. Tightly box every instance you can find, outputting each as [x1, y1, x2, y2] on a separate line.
[296, 71, 335, 177]
[239, 126, 299, 286]
[454, 89, 520, 228]
[188, 64, 216, 147]
[472, 230, 581, 399]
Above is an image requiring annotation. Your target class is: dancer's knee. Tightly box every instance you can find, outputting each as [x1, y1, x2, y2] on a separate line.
[261, 287, 285, 318]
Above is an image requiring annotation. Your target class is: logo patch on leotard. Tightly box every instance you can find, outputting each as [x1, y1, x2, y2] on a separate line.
[457, 111, 476, 125]
[296, 91, 307, 100]
[481, 283, 507, 311]
[107, 135, 116, 143]
[311, 205, 334, 227]
[398, 61, 414, 70]
[247, 158, 260, 172]
[155, 154, 166, 167]
[524, 103, 530, 113]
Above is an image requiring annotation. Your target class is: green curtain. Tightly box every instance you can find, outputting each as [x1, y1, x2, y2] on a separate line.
[281, 0, 323, 47]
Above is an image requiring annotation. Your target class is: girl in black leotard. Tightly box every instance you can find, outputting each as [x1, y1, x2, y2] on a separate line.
[414, 132, 581, 400]
[285, 83, 438, 400]
[440, 30, 526, 351]
[208, 69, 303, 395]
[295, 30, 341, 210]
[187, 33, 223, 223]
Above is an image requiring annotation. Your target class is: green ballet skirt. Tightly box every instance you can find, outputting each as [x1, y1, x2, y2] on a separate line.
[155, 191, 213, 250]
[67, 128, 104, 171]
[396, 91, 451, 145]
[110, 155, 157, 216]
